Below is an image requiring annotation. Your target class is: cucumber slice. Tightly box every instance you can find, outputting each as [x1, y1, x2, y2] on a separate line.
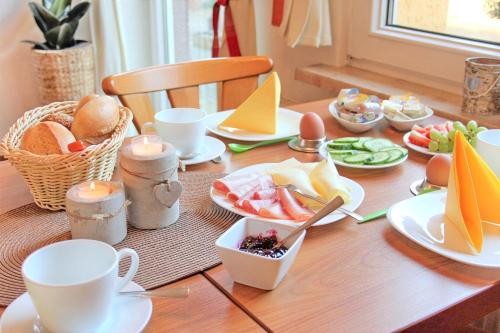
[332, 137, 359, 143]
[384, 149, 404, 163]
[343, 153, 372, 164]
[329, 153, 346, 162]
[327, 149, 359, 155]
[381, 146, 408, 156]
[363, 138, 394, 152]
[366, 151, 390, 165]
[352, 137, 372, 150]
[327, 142, 353, 150]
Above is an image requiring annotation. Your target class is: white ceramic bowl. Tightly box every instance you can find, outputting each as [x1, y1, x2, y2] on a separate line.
[383, 106, 433, 132]
[215, 218, 306, 290]
[328, 100, 383, 133]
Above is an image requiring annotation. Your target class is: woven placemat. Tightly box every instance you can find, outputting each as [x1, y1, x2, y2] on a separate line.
[0, 172, 240, 306]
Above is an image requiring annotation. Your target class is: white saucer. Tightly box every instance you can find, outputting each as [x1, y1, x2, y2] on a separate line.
[0, 281, 152, 333]
[181, 136, 226, 166]
[205, 108, 302, 142]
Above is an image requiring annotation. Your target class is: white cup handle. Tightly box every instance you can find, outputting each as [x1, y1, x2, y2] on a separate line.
[115, 248, 139, 292]
[141, 122, 156, 135]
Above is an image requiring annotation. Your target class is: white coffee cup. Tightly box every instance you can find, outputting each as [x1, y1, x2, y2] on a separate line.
[476, 129, 500, 178]
[22, 239, 139, 333]
[142, 108, 206, 159]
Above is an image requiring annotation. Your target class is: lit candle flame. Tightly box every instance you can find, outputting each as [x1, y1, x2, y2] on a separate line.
[90, 181, 96, 190]
[143, 136, 149, 145]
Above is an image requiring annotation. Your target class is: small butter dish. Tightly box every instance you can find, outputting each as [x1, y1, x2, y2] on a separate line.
[215, 218, 306, 290]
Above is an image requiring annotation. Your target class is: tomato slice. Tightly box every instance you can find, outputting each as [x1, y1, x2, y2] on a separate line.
[409, 131, 432, 148]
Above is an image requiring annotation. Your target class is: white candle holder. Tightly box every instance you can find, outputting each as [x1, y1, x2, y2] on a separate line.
[65, 181, 128, 245]
[119, 136, 182, 229]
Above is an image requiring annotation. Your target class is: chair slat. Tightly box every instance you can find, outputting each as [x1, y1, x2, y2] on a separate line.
[167, 86, 200, 108]
[220, 76, 258, 111]
[118, 94, 155, 130]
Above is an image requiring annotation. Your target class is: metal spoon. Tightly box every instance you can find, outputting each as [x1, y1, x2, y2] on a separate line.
[277, 184, 364, 221]
[119, 288, 190, 299]
[228, 136, 297, 153]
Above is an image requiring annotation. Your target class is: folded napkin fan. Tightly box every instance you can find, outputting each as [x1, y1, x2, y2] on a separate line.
[218, 72, 280, 134]
[445, 131, 500, 253]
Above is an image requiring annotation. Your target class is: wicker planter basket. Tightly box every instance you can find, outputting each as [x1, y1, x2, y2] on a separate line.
[0, 101, 132, 211]
[32, 42, 96, 104]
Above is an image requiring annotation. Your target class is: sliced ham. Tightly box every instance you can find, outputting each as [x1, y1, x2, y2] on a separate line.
[234, 185, 259, 208]
[241, 199, 275, 215]
[212, 173, 260, 194]
[259, 202, 291, 220]
[226, 174, 273, 202]
[253, 188, 277, 200]
[277, 188, 314, 221]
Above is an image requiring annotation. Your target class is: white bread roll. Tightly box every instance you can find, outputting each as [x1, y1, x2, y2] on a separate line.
[75, 94, 99, 112]
[71, 95, 120, 140]
[21, 121, 76, 155]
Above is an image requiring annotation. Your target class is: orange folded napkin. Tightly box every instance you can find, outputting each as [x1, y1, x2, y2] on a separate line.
[445, 131, 500, 253]
[218, 72, 280, 134]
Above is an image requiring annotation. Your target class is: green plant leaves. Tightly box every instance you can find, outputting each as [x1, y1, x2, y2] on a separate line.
[50, 0, 72, 18]
[61, 2, 90, 23]
[21, 40, 51, 50]
[28, 2, 59, 33]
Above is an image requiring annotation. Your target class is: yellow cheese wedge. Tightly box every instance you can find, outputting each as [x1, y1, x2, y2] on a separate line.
[462, 136, 500, 224]
[309, 155, 351, 204]
[218, 72, 280, 134]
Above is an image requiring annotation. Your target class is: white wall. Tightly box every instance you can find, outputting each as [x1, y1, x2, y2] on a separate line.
[0, 0, 91, 137]
[254, 0, 348, 104]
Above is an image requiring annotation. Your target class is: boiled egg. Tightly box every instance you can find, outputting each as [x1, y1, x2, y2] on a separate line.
[300, 112, 325, 140]
[426, 154, 452, 187]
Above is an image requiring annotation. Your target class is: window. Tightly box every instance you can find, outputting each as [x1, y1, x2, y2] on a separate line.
[347, 0, 500, 93]
[387, 0, 500, 45]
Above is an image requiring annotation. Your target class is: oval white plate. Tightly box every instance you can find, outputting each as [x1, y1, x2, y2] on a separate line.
[328, 100, 383, 133]
[210, 163, 364, 227]
[403, 132, 450, 156]
[0, 281, 152, 333]
[387, 190, 500, 268]
[182, 136, 225, 166]
[206, 108, 301, 142]
[318, 141, 408, 169]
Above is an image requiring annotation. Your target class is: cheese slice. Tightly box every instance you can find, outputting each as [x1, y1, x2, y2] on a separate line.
[445, 132, 483, 253]
[309, 155, 351, 204]
[218, 72, 280, 134]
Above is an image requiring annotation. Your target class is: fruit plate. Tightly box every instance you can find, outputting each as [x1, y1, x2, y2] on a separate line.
[210, 163, 364, 227]
[205, 108, 302, 142]
[403, 132, 450, 156]
[387, 190, 500, 268]
[318, 141, 408, 169]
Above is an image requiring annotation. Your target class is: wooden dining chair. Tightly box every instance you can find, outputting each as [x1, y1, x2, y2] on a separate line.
[102, 56, 274, 130]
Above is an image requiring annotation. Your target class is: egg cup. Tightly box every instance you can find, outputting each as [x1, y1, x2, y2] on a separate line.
[288, 136, 327, 153]
[410, 178, 446, 196]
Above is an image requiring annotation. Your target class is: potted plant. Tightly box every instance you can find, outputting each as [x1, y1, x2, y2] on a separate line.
[23, 0, 94, 104]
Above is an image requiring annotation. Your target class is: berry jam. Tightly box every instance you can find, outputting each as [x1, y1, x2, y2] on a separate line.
[239, 230, 288, 258]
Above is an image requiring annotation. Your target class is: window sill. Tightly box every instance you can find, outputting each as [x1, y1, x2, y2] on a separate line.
[295, 64, 500, 128]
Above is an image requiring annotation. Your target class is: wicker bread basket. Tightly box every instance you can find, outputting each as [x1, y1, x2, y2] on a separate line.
[0, 101, 132, 211]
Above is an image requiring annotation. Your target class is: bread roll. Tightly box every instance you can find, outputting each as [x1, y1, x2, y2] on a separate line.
[75, 94, 99, 112]
[21, 121, 76, 155]
[71, 96, 120, 140]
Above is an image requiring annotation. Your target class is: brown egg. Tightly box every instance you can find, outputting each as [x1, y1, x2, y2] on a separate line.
[426, 155, 452, 187]
[300, 112, 325, 140]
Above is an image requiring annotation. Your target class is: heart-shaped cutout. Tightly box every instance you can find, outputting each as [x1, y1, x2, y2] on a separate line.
[153, 181, 183, 208]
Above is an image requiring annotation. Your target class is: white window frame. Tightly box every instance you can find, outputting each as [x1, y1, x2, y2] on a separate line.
[347, 0, 500, 93]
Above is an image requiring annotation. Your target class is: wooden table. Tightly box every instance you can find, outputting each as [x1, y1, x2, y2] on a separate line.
[1, 98, 499, 332]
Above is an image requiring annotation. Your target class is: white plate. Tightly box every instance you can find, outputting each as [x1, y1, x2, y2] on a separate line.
[318, 141, 408, 169]
[328, 100, 383, 133]
[210, 163, 364, 227]
[182, 136, 225, 166]
[205, 108, 301, 142]
[387, 190, 500, 268]
[403, 132, 450, 156]
[0, 281, 152, 333]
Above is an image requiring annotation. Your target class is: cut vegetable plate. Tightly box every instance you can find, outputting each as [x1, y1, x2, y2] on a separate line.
[319, 137, 408, 169]
[403, 132, 449, 156]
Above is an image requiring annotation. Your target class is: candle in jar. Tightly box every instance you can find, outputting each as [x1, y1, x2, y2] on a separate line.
[131, 135, 163, 157]
[77, 181, 111, 200]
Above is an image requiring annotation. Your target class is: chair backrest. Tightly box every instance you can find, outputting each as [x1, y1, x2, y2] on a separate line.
[102, 56, 273, 129]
